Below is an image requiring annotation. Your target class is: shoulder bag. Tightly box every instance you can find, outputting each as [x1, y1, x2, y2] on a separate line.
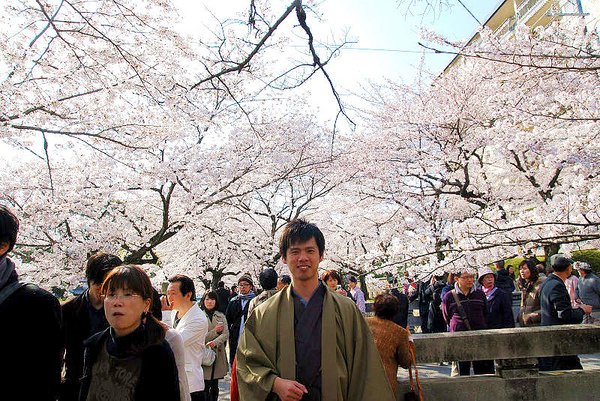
[404, 342, 424, 401]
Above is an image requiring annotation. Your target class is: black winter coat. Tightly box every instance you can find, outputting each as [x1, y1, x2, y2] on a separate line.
[215, 287, 231, 314]
[484, 287, 515, 329]
[225, 295, 251, 363]
[540, 274, 584, 326]
[495, 269, 515, 294]
[79, 328, 180, 401]
[425, 281, 447, 333]
[0, 271, 62, 401]
[390, 288, 409, 328]
[60, 292, 110, 401]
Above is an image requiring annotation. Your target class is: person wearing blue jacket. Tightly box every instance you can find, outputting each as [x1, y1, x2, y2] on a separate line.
[477, 267, 515, 374]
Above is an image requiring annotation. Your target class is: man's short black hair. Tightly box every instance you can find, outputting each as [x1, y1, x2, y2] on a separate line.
[551, 254, 573, 273]
[259, 268, 278, 291]
[169, 274, 196, 301]
[0, 205, 19, 257]
[217, 281, 225, 288]
[279, 218, 325, 258]
[85, 252, 122, 285]
[280, 274, 291, 285]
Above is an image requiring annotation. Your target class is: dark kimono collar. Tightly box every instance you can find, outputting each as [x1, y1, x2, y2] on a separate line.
[292, 281, 326, 307]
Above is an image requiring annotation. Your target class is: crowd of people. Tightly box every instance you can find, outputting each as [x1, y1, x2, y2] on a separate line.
[395, 256, 599, 376]
[1, 203, 599, 401]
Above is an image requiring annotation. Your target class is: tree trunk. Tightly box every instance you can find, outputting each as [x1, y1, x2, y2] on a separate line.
[544, 243, 561, 270]
[359, 275, 370, 301]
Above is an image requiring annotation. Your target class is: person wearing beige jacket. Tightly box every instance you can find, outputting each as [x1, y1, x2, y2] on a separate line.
[200, 291, 229, 401]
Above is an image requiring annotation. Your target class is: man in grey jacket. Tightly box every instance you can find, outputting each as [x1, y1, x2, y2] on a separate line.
[575, 261, 600, 323]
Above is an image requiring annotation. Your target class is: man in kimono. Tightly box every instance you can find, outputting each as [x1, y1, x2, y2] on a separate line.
[236, 219, 395, 401]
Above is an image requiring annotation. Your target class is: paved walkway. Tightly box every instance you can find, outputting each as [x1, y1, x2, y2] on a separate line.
[214, 353, 600, 399]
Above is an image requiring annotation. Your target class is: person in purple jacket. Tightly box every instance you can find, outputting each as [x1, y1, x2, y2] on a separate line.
[442, 270, 488, 376]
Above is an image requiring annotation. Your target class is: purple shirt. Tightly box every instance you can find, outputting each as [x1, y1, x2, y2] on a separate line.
[442, 285, 488, 332]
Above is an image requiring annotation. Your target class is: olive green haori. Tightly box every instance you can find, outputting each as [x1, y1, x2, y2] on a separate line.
[236, 284, 396, 401]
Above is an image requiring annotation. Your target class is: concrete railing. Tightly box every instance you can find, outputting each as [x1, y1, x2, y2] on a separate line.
[397, 325, 600, 401]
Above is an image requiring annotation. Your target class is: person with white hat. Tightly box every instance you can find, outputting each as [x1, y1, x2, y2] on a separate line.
[476, 266, 516, 374]
[478, 266, 515, 331]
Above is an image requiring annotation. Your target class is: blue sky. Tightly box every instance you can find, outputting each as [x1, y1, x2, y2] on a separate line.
[315, 0, 502, 86]
[174, 0, 501, 88]
[175, 0, 505, 123]
[272, 0, 504, 122]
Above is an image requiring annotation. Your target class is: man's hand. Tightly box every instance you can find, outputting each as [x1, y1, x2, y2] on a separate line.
[580, 304, 593, 315]
[272, 377, 307, 401]
[160, 295, 172, 311]
[207, 341, 216, 348]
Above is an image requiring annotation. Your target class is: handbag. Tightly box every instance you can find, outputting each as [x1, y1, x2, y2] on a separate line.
[202, 346, 216, 366]
[404, 343, 424, 401]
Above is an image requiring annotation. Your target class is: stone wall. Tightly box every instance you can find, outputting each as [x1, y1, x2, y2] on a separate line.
[397, 325, 600, 401]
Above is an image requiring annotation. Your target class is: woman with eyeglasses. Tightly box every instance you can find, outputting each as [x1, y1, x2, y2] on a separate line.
[79, 265, 181, 401]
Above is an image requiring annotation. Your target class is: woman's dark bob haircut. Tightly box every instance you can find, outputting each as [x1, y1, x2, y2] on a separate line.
[373, 293, 400, 320]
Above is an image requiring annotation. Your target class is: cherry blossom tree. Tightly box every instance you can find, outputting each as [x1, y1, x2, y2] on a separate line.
[0, 0, 354, 291]
[358, 19, 600, 272]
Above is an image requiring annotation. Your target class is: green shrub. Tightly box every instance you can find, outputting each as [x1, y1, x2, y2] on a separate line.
[572, 249, 600, 275]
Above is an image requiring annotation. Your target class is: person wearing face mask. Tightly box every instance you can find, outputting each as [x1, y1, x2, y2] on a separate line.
[79, 265, 180, 401]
